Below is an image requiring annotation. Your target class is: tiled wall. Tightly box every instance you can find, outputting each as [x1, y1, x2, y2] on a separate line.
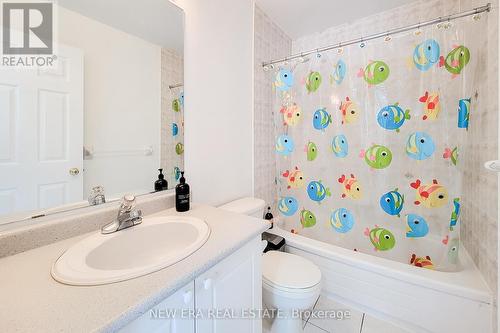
[460, 0, 499, 303]
[253, 5, 292, 210]
[161, 48, 184, 187]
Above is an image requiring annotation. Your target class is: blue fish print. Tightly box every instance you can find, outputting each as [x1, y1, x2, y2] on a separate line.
[406, 214, 429, 238]
[449, 198, 461, 230]
[380, 189, 404, 217]
[172, 123, 179, 136]
[179, 91, 184, 107]
[307, 180, 331, 203]
[377, 103, 411, 132]
[413, 39, 440, 71]
[278, 196, 299, 216]
[331, 59, 347, 85]
[458, 98, 471, 129]
[313, 108, 332, 131]
[174, 167, 181, 181]
[406, 132, 435, 160]
[275, 69, 294, 91]
[330, 208, 355, 233]
[331, 134, 348, 158]
[276, 134, 294, 156]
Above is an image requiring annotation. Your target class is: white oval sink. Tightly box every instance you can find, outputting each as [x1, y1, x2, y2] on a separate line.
[51, 216, 210, 285]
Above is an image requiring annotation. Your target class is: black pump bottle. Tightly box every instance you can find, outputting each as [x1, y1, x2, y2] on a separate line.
[154, 169, 168, 192]
[175, 172, 190, 212]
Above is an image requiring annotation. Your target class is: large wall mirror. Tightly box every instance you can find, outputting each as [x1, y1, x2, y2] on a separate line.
[0, 0, 184, 225]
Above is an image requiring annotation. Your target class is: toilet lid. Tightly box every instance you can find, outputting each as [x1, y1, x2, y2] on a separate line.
[262, 251, 321, 289]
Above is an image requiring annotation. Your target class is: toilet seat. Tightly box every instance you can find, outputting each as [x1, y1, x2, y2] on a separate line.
[263, 278, 321, 295]
[262, 251, 321, 293]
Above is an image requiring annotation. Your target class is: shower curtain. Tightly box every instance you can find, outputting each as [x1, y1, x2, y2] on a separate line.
[272, 16, 485, 271]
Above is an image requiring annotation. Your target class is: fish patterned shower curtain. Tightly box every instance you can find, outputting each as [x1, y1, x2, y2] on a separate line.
[272, 16, 485, 271]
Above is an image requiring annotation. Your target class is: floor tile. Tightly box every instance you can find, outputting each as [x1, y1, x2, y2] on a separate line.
[262, 317, 272, 333]
[303, 295, 321, 328]
[264, 317, 327, 333]
[304, 321, 329, 333]
[361, 314, 410, 333]
[307, 295, 363, 333]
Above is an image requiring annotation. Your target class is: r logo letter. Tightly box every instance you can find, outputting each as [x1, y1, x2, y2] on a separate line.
[2, 2, 53, 54]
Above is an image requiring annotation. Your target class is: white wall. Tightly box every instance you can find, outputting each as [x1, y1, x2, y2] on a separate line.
[58, 6, 162, 199]
[178, 0, 255, 205]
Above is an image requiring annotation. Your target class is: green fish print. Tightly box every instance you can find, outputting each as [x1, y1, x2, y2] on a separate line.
[357, 60, 389, 85]
[306, 71, 322, 93]
[443, 147, 458, 166]
[175, 142, 184, 155]
[305, 141, 318, 161]
[439, 45, 470, 76]
[359, 144, 392, 169]
[300, 209, 317, 228]
[364, 226, 396, 251]
[172, 99, 181, 112]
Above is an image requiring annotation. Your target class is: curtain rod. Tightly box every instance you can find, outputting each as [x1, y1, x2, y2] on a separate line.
[262, 3, 491, 68]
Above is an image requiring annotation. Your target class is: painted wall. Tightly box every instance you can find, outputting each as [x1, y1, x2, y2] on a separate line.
[179, 0, 255, 205]
[58, 6, 162, 199]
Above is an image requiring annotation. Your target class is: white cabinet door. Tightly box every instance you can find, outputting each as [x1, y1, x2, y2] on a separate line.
[120, 282, 195, 333]
[195, 237, 262, 333]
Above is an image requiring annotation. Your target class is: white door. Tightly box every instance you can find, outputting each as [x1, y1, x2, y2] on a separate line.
[0, 46, 84, 217]
[195, 237, 262, 333]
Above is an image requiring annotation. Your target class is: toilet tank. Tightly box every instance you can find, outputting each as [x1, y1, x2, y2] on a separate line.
[219, 197, 266, 219]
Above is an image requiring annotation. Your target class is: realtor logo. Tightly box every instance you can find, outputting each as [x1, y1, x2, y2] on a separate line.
[2, 2, 53, 54]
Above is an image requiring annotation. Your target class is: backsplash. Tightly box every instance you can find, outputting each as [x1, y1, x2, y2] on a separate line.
[0, 192, 175, 258]
[254, 5, 292, 211]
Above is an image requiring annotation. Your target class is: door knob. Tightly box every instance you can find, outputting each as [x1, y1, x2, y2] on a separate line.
[183, 290, 193, 304]
[69, 168, 80, 176]
[203, 278, 212, 290]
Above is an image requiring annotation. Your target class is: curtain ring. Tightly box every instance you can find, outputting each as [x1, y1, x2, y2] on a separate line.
[337, 42, 343, 54]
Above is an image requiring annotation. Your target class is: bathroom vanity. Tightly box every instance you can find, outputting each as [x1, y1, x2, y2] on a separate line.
[0, 204, 268, 332]
[123, 238, 261, 333]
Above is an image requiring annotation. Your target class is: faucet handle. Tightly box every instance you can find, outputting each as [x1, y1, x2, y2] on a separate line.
[120, 194, 136, 211]
[88, 185, 106, 206]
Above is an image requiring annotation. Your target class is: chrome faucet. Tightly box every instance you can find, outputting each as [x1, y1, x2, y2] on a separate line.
[88, 186, 106, 206]
[101, 194, 143, 234]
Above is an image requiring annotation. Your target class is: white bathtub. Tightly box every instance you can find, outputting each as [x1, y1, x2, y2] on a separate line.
[267, 226, 493, 333]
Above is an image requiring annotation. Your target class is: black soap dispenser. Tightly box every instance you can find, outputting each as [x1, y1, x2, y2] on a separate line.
[175, 171, 190, 212]
[154, 169, 168, 192]
[264, 206, 274, 229]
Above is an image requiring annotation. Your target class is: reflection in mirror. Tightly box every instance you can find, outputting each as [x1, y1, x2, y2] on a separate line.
[0, 0, 184, 225]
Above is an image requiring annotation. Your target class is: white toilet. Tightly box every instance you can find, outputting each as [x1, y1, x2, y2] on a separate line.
[219, 197, 322, 333]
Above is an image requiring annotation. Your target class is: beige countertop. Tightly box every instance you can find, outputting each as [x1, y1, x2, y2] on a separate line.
[0, 204, 269, 332]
